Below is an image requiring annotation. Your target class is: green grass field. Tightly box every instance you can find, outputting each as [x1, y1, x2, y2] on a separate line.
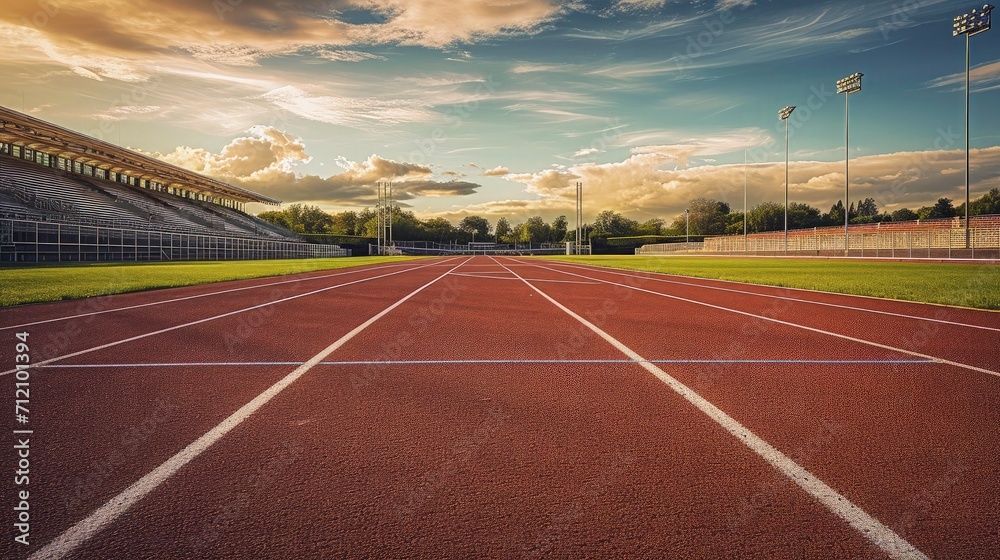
[541, 255, 1000, 310]
[0, 256, 417, 307]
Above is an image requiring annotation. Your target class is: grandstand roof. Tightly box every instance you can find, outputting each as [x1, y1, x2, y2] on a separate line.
[0, 105, 280, 205]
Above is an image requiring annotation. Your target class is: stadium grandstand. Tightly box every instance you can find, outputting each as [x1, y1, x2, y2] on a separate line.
[0, 105, 348, 262]
[637, 216, 1000, 258]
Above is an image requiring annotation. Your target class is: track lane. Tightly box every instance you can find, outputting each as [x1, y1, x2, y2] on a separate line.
[58, 258, 893, 559]
[0, 259, 461, 559]
[0, 258, 457, 375]
[24, 258, 472, 560]
[513, 258, 1000, 376]
[500, 257, 999, 559]
[528, 259, 1000, 330]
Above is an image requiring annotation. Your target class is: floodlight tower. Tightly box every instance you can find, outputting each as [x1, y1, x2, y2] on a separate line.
[836, 72, 863, 256]
[778, 106, 796, 253]
[954, 4, 994, 249]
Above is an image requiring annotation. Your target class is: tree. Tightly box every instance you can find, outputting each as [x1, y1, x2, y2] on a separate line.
[551, 215, 569, 242]
[825, 200, 846, 226]
[422, 217, 456, 242]
[256, 203, 332, 234]
[724, 212, 746, 236]
[636, 218, 665, 236]
[856, 197, 878, 218]
[891, 208, 919, 222]
[592, 210, 639, 237]
[330, 211, 360, 235]
[748, 201, 784, 233]
[459, 215, 490, 241]
[685, 198, 730, 236]
[523, 216, 551, 243]
[788, 202, 822, 229]
[927, 198, 956, 219]
[495, 217, 512, 242]
[969, 188, 1000, 217]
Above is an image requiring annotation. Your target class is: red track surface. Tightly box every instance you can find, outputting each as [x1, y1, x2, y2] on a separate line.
[1, 256, 997, 559]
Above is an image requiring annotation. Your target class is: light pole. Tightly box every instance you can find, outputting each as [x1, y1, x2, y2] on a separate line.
[375, 181, 383, 254]
[778, 106, 796, 254]
[575, 181, 583, 253]
[685, 208, 690, 244]
[954, 4, 994, 249]
[744, 149, 748, 252]
[837, 72, 863, 256]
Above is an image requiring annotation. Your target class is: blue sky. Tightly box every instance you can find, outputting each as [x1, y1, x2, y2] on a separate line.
[1, 0, 998, 223]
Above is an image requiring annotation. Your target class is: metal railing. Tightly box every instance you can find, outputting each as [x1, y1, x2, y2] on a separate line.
[0, 218, 349, 263]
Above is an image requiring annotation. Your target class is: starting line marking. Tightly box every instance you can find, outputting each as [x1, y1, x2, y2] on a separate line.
[29, 259, 474, 560]
[40, 358, 938, 368]
[491, 256, 930, 560]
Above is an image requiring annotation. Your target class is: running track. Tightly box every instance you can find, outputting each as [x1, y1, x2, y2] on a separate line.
[1, 256, 998, 559]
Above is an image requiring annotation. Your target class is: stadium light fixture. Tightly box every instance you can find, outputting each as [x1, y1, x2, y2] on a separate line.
[778, 106, 795, 254]
[954, 4, 994, 250]
[837, 72, 863, 256]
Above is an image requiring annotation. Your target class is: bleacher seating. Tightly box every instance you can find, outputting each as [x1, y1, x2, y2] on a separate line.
[1, 156, 148, 227]
[0, 154, 296, 240]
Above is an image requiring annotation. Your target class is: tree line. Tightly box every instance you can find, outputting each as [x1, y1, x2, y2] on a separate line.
[257, 188, 1000, 241]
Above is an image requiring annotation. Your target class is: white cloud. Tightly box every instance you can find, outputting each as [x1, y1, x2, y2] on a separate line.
[260, 85, 436, 131]
[573, 148, 602, 157]
[450, 146, 1000, 223]
[483, 166, 510, 176]
[143, 126, 482, 206]
[315, 49, 387, 63]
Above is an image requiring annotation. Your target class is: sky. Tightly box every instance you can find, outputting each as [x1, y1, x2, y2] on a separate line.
[1, 0, 998, 224]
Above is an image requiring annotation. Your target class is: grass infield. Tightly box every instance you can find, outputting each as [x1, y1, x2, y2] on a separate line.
[540, 255, 1000, 311]
[0, 256, 419, 307]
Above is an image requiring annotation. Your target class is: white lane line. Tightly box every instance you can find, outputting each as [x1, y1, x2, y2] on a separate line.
[447, 272, 598, 284]
[538, 259, 1000, 331]
[28, 258, 472, 560]
[491, 257, 929, 560]
[42, 359, 937, 368]
[0, 258, 455, 332]
[0, 258, 452, 377]
[514, 259, 1000, 379]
